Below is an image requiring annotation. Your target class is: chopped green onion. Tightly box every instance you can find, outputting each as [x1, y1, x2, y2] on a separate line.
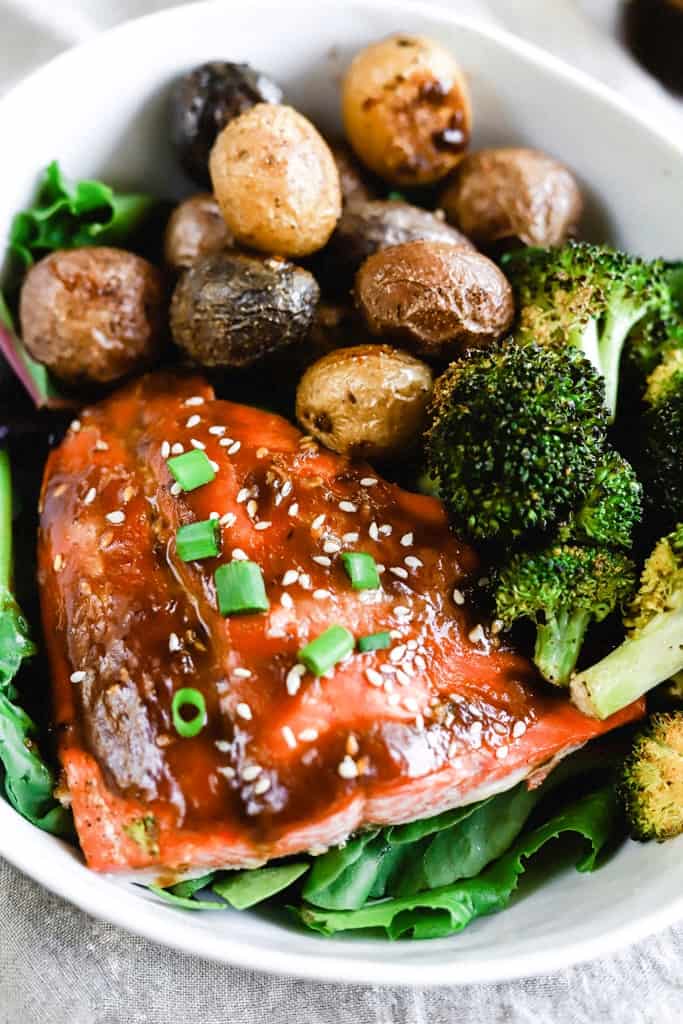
[176, 519, 220, 561]
[357, 631, 391, 653]
[341, 551, 380, 591]
[215, 561, 269, 615]
[298, 625, 355, 676]
[172, 688, 207, 738]
[167, 449, 215, 492]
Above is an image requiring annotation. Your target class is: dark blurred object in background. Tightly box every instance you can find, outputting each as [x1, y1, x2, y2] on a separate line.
[623, 0, 683, 94]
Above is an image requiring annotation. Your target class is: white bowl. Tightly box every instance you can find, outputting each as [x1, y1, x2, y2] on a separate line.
[1, 0, 683, 987]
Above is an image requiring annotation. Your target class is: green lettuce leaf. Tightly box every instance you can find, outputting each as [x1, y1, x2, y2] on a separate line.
[9, 161, 155, 268]
[294, 784, 620, 939]
[212, 862, 309, 910]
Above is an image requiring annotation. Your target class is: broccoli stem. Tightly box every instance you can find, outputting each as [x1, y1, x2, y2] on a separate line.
[599, 301, 648, 419]
[0, 449, 12, 592]
[571, 606, 683, 719]
[534, 609, 592, 687]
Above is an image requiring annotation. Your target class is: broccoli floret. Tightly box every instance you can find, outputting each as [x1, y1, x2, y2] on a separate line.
[623, 261, 683, 394]
[425, 341, 608, 545]
[558, 451, 642, 550]
[637, 348, 683, 536]
[503, 243, 675, 419]
[619, 712, 683, 842]
[571, 524, 683, 719]
[494, 543, 636, 687]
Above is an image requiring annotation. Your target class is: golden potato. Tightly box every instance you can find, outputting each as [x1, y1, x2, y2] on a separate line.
[209, 103, 342, 257]
[296, 343, 433, 458]
[342, 34, 472, 186]
[164, 193, 233, 270]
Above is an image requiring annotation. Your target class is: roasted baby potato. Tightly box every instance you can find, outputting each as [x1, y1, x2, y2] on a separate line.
[355, 239, 514, 359]
[19, 247, 164, 386]
[320, 198, 473, 293]
[170, 61, 283, 184]
[209, 103, 342, 257]
[440, 147, 583, 249]
[170, 250, 319, 367]
[164, 193, 233, 270]
[342, 34, 472, 186]
[296, 343, 433, 458]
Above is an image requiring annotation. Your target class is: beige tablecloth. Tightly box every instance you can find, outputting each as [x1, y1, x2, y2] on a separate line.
[2, 2, 683, 1021]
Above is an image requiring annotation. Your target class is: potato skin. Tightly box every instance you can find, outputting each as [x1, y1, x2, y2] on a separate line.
[19, 247, 164, 386]
[170, 250, 319, 368]
[440, 148, 583, 248]
[296, 343, 433, 458]
[342, 34, 472, 186]
[320, 198, 473, 293]
[209, 104, 342, 257]
[164, 193, 233, 270]
[355, 240, 514, 359]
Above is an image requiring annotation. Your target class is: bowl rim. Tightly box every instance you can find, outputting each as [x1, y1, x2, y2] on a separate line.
[2, 0, 683, 986]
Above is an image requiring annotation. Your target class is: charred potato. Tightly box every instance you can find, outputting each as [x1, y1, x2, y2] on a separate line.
[320, 198, 473, 293]
[342, 34, 472, 186]
[355, 240, 514, 359]
[170, 250, 319, 368]
[19, 247, 165, 386]
[328, 140, 377, 205]
[164, 193, 233, 270]
[209, 104, 342, 257]
[440, 147, 583, 249]
[296, 343, 433, 458]
[170, 61, 283, 184]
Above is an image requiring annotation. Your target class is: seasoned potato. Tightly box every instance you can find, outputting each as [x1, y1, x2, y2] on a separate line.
[209, 104, 342, 257]
[164, 193, 233, 270]
[319, 198, 473, 293]
[19, 247, 164, 386]
[328, 140, 377, 205]
[342, 34, 472, 186]
[170, 250, 319, 368]
[440, 148, 583, 249]
[296, 343, 433, 458]
[355, 240, 514, 359]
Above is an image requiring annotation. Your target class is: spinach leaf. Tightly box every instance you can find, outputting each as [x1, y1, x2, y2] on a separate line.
[9, 161, 155, 268]
[0, 294, 68, 410]
[294, 784, 620, 939]
[147, 886, 230, 912]
[213, 862, 309, 910]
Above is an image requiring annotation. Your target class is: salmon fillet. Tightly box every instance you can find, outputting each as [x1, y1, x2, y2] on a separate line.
[38, 373, 642, 875]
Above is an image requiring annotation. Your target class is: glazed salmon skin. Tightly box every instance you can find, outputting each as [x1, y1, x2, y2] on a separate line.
[38, 373, 642, 874]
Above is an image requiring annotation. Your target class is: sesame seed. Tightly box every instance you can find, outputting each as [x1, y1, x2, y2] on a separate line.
[215, 739, 231, 752]
[390, 644, 407, 663]
[122, 485, 135, 504]
[365, 668, 383, 687]
[160, 441, 171, 459]
[311, 514, 326, 531]
[323, 539, 341, 554]
[360, 477, 377, 487]
[254, 776, 271, 795]
[369, 522, 379, 541]
[313, 589, 331, 600]
[407, 640, 418, 650]
[286, 663, 306, 696]
[376, 564, 385, 574]
[218, 437, 234, 447]
[247, 500, 258, 518]
[414, 654, 427, 672]
[186, 414, 201, 428]
[394, 605, 411, 618]
[184, 396, 205, 407]
[381, 664, 395, 675]
[491, 619, 504, 635]
[70, 671, 86, 683]
[404, 556, 423, 569]
[404, 697, 419, 713]
[387, 693, 401, 706]
[94, 440, 109, 451]
[452, 588, 465, 605]
[396, 670, 412, 687]
[209, 511, 220, 521]
[281, 480, 293, 498]
[288, 502, 299, 517]
[496, 745, 509, 760]
[379, 524, 392, 536]
[346, 734, 359, 756]
[236, 488, 249, 503]
[209, 425, 226, 436]
[342, 532, 360, 543]
[171, 443, 184, 455]
[220, 512, 237, 527]
[512, 721, 527, 738]
[169, 632, 181, 652]
[282, 570, 299, 586]
[170, 482, 182, 497]
[389, 566, 408, 579]
[400, 532, 414, 547]
[282, 726, 297, 749]
[217, 766, 236, 780]
[83, 487, 96, 506]
[281, 592, 294, 609]
[339, 500, 357, 513]
[256, 447, 269, 459]
[227, 441, 241, 455]
[415, 713, 425, 731]
[468, 624, 486, 645]
[299, 728, 319, 742]
[233, 667, 252, 678]
[236, 702, 252, 721]
[190, 438, 206, 451]
[338, 756, 358, 779]
[100, 531, 114, 549]
[105, 510, 125, 524]
[70, 419, 81, 433]
[242, 764, 262, 781]
[213, 462, 223, 474]
[298, 573, 311, 589]
[312, 555, 331, 567]
[232, 548, 248, 561]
